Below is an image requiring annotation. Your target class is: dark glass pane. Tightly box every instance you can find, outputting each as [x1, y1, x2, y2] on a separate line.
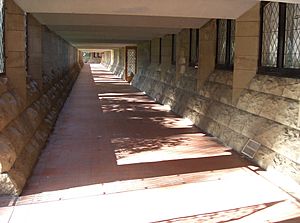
[261, 2, 279, 67]
[230, 20, 236, 65]
[284, 3, 300, 69]
[0, 0, 4, 73]
[217, 19, 227, 64]
[190, 29, 199, 66]
[172, 34, 176, 64]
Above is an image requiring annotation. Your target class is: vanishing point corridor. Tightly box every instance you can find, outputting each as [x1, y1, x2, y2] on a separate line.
[1, 64, 299, 222]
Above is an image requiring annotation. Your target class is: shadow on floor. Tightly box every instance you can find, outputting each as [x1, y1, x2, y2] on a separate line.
[21, 67, 251, 196]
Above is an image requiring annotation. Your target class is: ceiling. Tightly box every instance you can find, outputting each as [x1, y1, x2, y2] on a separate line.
[13, 0, 296, 50]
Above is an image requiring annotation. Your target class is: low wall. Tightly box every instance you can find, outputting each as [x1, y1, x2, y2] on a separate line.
[132, 64, 300, 184]
[0, 0, 82, 195]
[0, 64, 81, 195]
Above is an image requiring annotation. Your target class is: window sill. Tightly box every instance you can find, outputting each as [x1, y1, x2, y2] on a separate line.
[257, 67, 300, 79]
[215, 64, 234, 71]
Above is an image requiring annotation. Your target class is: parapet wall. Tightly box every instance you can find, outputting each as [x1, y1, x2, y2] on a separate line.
[0, 0, 82, 195]
[0, 66, 80, 195]
[132, 62, 300, 184]
[102, 49, 126, 79]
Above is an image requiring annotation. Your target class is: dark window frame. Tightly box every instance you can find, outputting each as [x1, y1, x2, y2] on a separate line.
[216, 19, 235, 70]
[258, 2, 300, 78]
[171, 34, 176, 65]
[25, 13, 29, 73]
[0, 0, 5, 76]
[189, 28, 199, 68]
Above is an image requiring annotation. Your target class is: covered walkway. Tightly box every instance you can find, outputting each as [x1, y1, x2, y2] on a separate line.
[1, 64, 300, 222]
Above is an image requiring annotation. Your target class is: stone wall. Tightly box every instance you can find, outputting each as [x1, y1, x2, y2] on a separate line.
[110, 48, 125, 79]
[0, 0, 81, 195]
[101, 48, 126, 79]
[102, 51, 112, 69]
[131, 3, 300, 184]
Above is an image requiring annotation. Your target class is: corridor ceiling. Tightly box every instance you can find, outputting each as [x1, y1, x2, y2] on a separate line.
[14, 0, 300, 50]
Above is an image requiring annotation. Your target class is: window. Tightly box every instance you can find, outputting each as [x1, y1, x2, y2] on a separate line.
[0, 0, 5, 74]
[259, 2, 300, 77]
[25, 13, 28, 73]
[216, 19, 236, 69]
[159, 38, 162, 64]
[172, 34, 176, 65]
[189, 28, 199, 68]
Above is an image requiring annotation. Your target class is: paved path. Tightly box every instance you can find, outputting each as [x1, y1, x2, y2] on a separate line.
[1, 64, 300, 223]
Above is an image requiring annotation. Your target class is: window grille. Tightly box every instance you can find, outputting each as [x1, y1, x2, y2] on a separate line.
[189, 29, 199, 68]
[259, 2, 300, 77]
[216, 19, 235, 69]
[0, 0, 5, 74]
[172, 34, 176, 65]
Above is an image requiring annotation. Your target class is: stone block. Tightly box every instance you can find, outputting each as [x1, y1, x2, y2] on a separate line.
[228, 131, 248, 152]
[259, 95, 281, 121]
[236, 21, 259, 37]
[249, 75, 268, 92]
[242, 114, 273, 139]
[219, 126, 234, 146]
[6, 30, 25, 52]
[208, 71, 218, 82]
[193, 97, 210, 115]
[236, 90, 252, 111]
[6, 67, 27, 98]
[228, 109, 249, 133]
[282, 79, 300, 100]
[271, 127, 300, 164]
[254, 123, 284, 149]
[275, 98, 299, 128]
[214, 71, 232, 85]
[6, 14, 25, 31]
[233, 69, 256, 93]
[0, 78, 8, 96]
[207, 102, 219, 121]
[235, 36, 259, 57]
[246, 91, 267, 115]
[235, 55, 258, 71]
[206, 120, 221, 138]
[216, 104, 234, 126]
[6, 51, 25, 68]
[261, 76, 286, 96]
[0, 134, 16, 173]
[219, 86, 232, 105]
[0, 92, 20, 131]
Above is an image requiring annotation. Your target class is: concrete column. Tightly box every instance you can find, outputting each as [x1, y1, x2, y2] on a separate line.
[232, 3, 260, 104]
[5, 0, 27, 99]
[176, 29, 189, 80]
[27, 14, 43, 89]
[197, 20, 217, 89]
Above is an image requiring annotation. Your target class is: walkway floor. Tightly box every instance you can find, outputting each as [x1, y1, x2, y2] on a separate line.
[1, 64, 300, 223]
